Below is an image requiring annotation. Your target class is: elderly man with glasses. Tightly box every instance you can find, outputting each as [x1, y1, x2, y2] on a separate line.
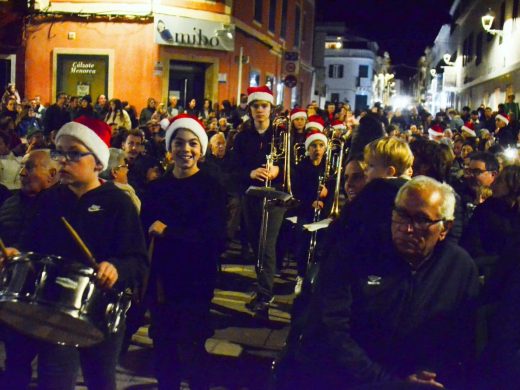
[277, 176, 479, 390]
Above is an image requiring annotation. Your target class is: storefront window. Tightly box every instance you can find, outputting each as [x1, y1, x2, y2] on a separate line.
[265, 75, 274, 91]
[56, 54, 109, 98]
[249, 70, 260, 87]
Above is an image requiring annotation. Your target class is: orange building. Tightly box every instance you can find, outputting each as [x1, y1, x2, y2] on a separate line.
[18, 0, 315, 111]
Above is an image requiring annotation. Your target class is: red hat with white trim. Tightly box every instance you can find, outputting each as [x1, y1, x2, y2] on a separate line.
[496, 113, 510, 125]
[165, 114, 208, 155]
[290, 108, 307, 121]
[305, 115, 325, 132]
[461, 121, 476, 137]
[56, 116, 111, 170]
[428, 123, 444, 139]
[305, 130, 328, 151]
[331, 119, 347, 131]
[247, 85, 274, 105]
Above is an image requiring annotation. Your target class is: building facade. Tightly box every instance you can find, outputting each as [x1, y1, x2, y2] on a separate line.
[15, 0, 314, 111]
[317, 23, 378, 111]
[418, 0, 520, 113]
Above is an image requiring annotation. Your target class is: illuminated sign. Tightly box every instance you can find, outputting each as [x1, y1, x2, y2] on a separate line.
[154, 15, 235, 52]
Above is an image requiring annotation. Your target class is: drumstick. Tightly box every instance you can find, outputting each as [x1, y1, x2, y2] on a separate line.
[61, 217, 99, 270]
[0, 238, 10, 259]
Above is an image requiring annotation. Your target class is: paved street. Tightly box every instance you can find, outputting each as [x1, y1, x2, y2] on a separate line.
[0, 241, 296, 389]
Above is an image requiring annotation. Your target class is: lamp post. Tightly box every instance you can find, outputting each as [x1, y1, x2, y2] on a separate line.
[481, 9, 503, 36]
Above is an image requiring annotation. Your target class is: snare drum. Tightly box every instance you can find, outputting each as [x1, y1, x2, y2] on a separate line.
[0, 253, 129, 347]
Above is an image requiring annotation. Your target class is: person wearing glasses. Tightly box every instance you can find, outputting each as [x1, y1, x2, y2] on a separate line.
[230, 86, 285, 316]
[2, 116, 148, 390]
[277, 176, 479, 389]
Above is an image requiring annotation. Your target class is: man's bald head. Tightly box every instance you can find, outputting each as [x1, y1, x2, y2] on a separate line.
[20, 149, 59, 196]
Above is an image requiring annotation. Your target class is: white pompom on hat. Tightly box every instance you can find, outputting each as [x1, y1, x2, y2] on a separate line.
[165, 114, 208, 155]
[247, 85, 274, 105]
[56, 116, 111, 170]
[305, 130, 328, 151]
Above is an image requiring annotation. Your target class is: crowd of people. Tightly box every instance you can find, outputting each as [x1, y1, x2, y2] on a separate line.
[0, 81, 519, 389]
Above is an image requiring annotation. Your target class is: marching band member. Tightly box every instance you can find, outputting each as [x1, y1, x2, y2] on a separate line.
[290, 107, 308, 147]
[293, 131, 333, 291]
[141, 114, 226, 390]
[3, 116, 148, 390]
[231, 86, 285, 316]
[305, 115, 325, 134]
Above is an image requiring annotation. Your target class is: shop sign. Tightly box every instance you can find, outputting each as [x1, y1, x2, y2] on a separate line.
[155, 15, 235, 52]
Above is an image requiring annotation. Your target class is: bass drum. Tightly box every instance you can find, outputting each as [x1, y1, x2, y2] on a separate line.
[0, 253, 129, 347]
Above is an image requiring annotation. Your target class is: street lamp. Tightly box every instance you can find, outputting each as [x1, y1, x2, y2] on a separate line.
[430, 68, 437, 77]
[482, 9, 503, 36]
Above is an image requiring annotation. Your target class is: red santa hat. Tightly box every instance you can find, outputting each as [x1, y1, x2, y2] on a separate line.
[331, 119, 347, 131]
[165, 114, 208, 155]
[56, 116, 111, 170]
[495, 113, 510, 125]
[290, 108, 307, 121]
[247, 85, 274, 105]
[305, 130, 328, 151]
[428, 123, 444, 139]
[305, 115, 325, 132]
[461, 121, 476, 137]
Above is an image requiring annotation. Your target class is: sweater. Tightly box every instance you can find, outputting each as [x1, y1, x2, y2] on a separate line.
[140, 169, 226, 304]
[19, 182, 148, 290]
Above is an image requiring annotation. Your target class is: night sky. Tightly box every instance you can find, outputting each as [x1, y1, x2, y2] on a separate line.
[316, 0, 454, 80]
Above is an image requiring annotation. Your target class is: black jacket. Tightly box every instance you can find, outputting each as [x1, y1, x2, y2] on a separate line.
[42, 104, 71, 134]
[0, 191, 38, 247]
[230, 120, 283, 194]
[19, 182, 148, 290]
[296, 240, 479, 388]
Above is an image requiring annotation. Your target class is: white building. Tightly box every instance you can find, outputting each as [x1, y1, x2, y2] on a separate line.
[422, 0, 520, 112]
[317, 23, 378, 111]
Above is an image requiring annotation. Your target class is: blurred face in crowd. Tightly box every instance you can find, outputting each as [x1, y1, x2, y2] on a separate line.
[169, 96, 178, 107]
[170, 128, 201, 178]
[327, 104, 335, 114]
[453, 141, 463, 157]
[123, 134, 144, 163]
[308, 140, 326, 164]
[484, 108, 492, 119]
[292, 117, 306, 132]
[98, 95, 107, 106]
[466, 159, 497, 188]
[56, 94, 67, 107]
[111, 156, 129, 185]
[307, 106, 317, 117]
[20, 151, 58, 196]
[496, 117, 507, 129]
[189, 99, 196, 109]
[148, 99, 156, 109]
[461, 144, 473, 159]
[365, 156, 393, 182]
[391, 187, 450, 264]
[344, 160, 367, 201]
[218, 117, 228, 130]
[210, 133, 226, 159]
[5, 99, 15, 112]
[250, 100, 271, 124]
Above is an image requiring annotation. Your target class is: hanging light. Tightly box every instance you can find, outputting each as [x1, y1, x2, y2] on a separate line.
[481, 9, 503, 36]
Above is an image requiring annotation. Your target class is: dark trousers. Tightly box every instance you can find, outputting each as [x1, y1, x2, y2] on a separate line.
[3, 326, 124, 390]
[242, 195, 285, 301]
[150, 304, 211, 390]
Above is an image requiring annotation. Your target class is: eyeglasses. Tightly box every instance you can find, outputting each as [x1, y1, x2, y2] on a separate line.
[464, 167, 492, 176]
[50, 150, 95, 163]
[392, 206, 444, 231]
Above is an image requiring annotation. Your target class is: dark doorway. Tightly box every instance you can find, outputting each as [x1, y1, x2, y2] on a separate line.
[355, 94, 368, 111]
[0, 59, 12, 91]
[169, 61, 206, 109]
